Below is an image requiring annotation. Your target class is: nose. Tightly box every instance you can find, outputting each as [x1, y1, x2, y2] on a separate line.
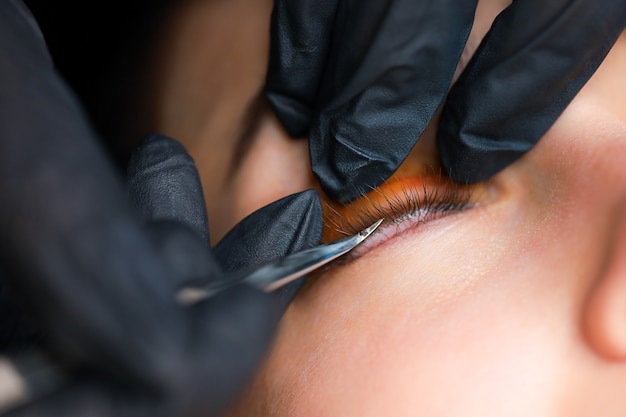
[603, 204, 626, 284]
[582, 201, 626, 360]
[567, 98, 626, 360]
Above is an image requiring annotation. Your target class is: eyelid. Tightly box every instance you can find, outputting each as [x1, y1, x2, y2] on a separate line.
[320, 175, 477, 244]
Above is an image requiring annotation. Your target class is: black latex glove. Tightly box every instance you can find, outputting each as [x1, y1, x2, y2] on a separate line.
[266, 0, 478, 202]
[437, 0, 626, 183]
[2, 136, 322, 416]
[126, 135, 323, 311]
[268, 1, 626, 201]
[0, 0, 322, 414]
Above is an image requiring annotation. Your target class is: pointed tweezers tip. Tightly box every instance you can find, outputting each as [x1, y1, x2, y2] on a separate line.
[358, 218, 384, 239]
[356, 219, 385, 243]
[177, 218, 385, 305]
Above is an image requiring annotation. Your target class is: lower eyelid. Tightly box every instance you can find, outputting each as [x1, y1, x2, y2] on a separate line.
[342, 203, 475, 261]
[344, 211, 448, 262]
[336, 192, 499, 267]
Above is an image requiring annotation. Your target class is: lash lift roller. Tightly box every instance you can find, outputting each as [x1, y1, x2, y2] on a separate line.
[0, 219, 383, 414]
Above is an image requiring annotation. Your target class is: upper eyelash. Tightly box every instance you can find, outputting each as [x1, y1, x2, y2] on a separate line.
[323, 180, 474, 240]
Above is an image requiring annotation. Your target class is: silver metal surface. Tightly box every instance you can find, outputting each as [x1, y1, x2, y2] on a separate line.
[176, 218, 384, 305]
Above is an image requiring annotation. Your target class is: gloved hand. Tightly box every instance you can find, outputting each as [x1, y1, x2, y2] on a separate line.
[437, 0, 626, 183]
[267, 0, 626, 201]
[1, 133, 322, 416]
[1, 135, 322, 416]
[266, 0, 477, 202]
[126, 135, 323, 311]
[0, 0, 322, 415]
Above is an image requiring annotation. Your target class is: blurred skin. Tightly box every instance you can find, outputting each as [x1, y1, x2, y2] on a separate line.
[147, 0, 626, 415]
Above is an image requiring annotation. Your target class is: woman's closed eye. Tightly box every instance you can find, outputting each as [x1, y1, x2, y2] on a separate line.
[320, 173, 489, 260]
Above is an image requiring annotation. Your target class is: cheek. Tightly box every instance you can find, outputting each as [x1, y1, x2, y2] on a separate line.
[253, 204, 581, 416]
[262, 275, 571, 416]
[242, 135, 626, 416]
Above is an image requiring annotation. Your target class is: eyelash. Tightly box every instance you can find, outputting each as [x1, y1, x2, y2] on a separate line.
[323, 180, 474, 240]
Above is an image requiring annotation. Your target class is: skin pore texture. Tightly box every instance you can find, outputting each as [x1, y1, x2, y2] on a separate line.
[148, 0, 626, 415]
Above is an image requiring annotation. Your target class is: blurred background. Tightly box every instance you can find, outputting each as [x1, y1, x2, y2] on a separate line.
[23, 0, 174, 162]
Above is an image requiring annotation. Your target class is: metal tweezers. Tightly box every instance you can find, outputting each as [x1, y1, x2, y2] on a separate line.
[177, 218, 384, 305]
[0, 219, 383, 413]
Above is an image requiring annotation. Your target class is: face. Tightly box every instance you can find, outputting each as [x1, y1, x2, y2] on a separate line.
[147, 1, 626, 415]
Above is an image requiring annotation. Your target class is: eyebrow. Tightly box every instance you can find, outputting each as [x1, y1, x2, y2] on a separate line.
[227, 90, 269, 179]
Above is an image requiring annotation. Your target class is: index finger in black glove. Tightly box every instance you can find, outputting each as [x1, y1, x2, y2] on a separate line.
[437, 0, 626, 183]
[267, 0, 477, 202]
[127, 135, 210, 246]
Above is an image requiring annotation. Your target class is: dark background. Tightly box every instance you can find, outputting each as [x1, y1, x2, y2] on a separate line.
[23, 0, 174, 161]
[0, 1, 174, 352]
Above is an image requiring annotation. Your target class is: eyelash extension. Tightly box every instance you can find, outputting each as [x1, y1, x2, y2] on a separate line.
[323, 178, 474, 242]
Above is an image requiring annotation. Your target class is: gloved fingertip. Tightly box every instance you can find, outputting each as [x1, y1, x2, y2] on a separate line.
[313, 157, 393, 203]
[294, 188, 324, 237]
[309, 116, 414, 203]
[263, 189, 324, 307]
[184, 285, 278, 414]
[265, 91, 312, 138]
[436, 119, 532, 184]
[436, 0, 626, 184]
[214, 190, 323, 311]
[126, 133, 210, 244]
[271, 189, 324, 243]
[127, 133, 190, 180]
[215, 189, 323, 272]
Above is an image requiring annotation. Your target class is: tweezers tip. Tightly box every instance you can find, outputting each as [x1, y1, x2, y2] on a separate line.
[358, 218, 384, 239]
